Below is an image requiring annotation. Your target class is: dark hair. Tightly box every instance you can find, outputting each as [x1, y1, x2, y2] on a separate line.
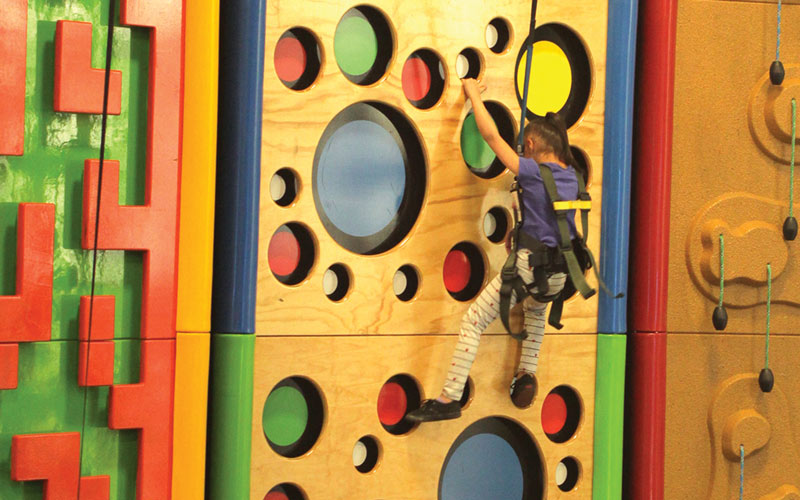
[523, 112, 576, 166]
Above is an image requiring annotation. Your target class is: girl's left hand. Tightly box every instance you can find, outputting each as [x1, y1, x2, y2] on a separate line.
[462, 78, 486, 100]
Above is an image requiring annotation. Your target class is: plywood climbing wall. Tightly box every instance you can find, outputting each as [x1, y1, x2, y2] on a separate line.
[252, 0, 617, 498]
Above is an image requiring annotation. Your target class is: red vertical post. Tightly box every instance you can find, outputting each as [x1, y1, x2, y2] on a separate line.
[0, 0, 27, 155]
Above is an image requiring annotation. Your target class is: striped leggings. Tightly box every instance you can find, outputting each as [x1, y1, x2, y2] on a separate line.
[442, 249, 566, 401]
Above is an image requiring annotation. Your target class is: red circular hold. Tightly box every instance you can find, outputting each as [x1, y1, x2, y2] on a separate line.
[275, 36, 307, 83]
[541, 392, 568, 435]
[377, 381, 408, 426]
[264, 492, 289, 500]
[268, 229, 301, 277]
[443, 250, 471, 293]
[402, 56, 432, 102]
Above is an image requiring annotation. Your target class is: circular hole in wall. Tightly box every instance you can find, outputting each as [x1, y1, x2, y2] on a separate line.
[394, 265, 420, 301]
[515, 23, 592, 128]
[353, 435, 381, 473]
[486, 18, 512, 54]
[265, 483, 307, 500]
[267, 223, 315, 285]
[270, 168, 299, 206]
[461, 101, 516, 178]
[439, 417, 544, 500]
[377, 374, 422, 435]
[334, 5, 394, 85]
[443, 242, 485, 301]
[323, 263, 351, 301]
[456, 48, 484, 79]
[274, 28, 322, 91]
[556, 456, 581, 492]
[541, 385, 582, 443]
[403, 49, 447, 109]
[313, 101, 426, 255]
[484, 207, 511, 243]
[262, 376, 325, 458]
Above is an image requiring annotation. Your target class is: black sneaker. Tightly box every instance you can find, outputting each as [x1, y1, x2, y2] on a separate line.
[406, 398, 461, 422]
[510, 372, 537, 408]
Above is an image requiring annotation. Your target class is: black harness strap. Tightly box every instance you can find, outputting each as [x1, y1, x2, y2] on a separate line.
[539, 165, 595, 300]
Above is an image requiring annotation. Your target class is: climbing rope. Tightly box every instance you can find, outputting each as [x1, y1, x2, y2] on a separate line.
[719, 234, 725, 308]
[771, 0, 785, 85]
[777, 0, 782, 62]
[784, 99, 797, 239]
[78, 0, 116, 496]
[765, 263, 771, 369]
[517, 0, 539, 154]
[759, 263, 775, 392]
[739, 444, 744, 500]
[713, 234, 728, 330]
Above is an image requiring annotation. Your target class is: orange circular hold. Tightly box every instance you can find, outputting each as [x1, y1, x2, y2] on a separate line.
[377, 381, 408, 426]
[541, 391, 568, 435]
[274, 36, 307, 83]
[402, 56, 431, 102]
[443, 250, 471, 293]
[268, 229, 301, 277]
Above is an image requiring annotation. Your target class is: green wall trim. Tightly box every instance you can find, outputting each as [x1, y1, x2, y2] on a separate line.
[206, 334, 255, 500]
[592, 333, 626, 499]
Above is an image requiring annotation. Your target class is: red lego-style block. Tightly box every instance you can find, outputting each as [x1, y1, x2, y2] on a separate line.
[0, 204, 55, 389]
[0, 0, 26, 155]
[0, 344, 20, 390]
[78, 295, 115, 341]
[0, 204, 54, 344]
[109, 339, 175, 500]
[82, 160, 177, 340]
[11, 432, 110, 499]
[54, 20, 122, 115]
[77, 296, 116, 386]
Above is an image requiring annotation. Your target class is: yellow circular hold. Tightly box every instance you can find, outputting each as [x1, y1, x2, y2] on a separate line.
[516, 41, 572, 116]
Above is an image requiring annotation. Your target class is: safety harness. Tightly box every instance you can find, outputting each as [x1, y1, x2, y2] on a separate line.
[499, 164, 618, 339]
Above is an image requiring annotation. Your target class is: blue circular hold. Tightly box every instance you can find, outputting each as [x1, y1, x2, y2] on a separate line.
[312, 102, 426, 255]
[440, 433, 524, 500]
[315, 120, 405, 237]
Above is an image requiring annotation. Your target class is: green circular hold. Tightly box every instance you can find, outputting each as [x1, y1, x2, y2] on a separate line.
[262, 385, 309, 447]
[334, 15, 378, 76]
[461, 113, 496, 171]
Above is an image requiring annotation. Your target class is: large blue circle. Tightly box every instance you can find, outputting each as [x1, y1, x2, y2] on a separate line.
[440, 433, 524, 500]
[315, 120, 405, 238]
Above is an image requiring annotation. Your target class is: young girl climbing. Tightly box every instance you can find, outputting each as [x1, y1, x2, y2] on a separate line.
[407, 78, 580, 422]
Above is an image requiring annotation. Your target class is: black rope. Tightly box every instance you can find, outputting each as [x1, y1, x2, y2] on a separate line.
[77, 0, 116, 493]
[516, 0, 539, 154]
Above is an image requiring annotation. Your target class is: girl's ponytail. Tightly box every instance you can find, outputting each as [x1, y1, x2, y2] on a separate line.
[544, 112, 576, 167]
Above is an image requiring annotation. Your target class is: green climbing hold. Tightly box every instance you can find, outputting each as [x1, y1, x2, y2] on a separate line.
[262, 385, 309, 446]
[461, 113, 496, 171]
[334, 15, 378, 77]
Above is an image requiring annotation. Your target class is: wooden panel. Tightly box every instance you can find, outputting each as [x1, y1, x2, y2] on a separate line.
[256, 0, 608, 335]
[664, 334, 800, 499]
[250, 333, 598, 499]
[668, 0, 800, 334]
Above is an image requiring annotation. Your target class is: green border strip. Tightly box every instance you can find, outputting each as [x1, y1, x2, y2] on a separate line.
[592, 334, 626, 499]
[205, 334, 254, 499]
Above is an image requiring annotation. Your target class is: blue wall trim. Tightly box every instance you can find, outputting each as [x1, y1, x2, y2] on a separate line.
[598, 0, 638, 334]
[212, 0, 266, 334]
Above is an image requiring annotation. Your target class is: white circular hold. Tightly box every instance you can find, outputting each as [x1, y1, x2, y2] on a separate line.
[555, 460, 568, 486]
[270, 173, 287, 201]
[439, 61, 446, 81]
[483, 212, 497, 239]
[353, 440, 368, 467]
[323, 268, 339, 295]
[485, 24, 499, 49]
[456, 54, 469, 79]
[393, 269, 408, 297]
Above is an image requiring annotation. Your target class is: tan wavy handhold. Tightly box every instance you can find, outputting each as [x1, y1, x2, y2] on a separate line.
[759, 485, 800, 500]
[721, 409, 770, 461]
